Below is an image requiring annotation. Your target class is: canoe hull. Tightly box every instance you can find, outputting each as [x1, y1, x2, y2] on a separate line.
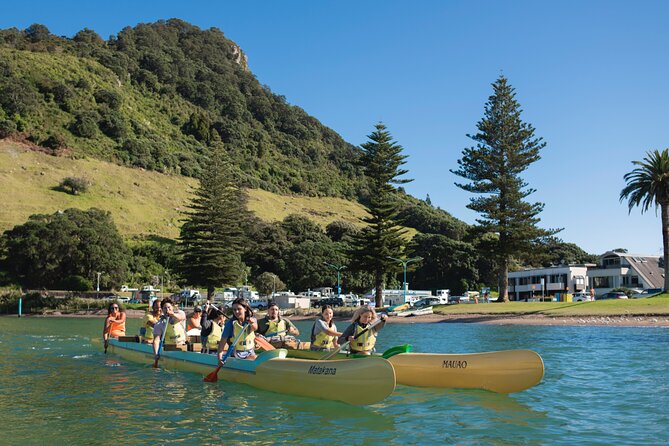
[285, 348, 544, 393]
[388, 350, 544, 393]
[107, 340, 395, 405]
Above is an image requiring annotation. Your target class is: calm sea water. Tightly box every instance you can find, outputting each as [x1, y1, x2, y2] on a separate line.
[0, 316, 667, 445]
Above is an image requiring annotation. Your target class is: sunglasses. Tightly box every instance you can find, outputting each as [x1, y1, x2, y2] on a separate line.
[112, 306, 119, 309]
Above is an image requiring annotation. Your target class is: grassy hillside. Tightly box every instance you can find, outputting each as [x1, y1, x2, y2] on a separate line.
[0, 141, 371, 238]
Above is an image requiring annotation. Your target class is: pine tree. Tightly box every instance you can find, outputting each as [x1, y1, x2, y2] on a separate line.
[177, 147, 251, 297]
[425, 194, 432, 206]
[348, 123, 412, 306]
[451, 76, 558, 302]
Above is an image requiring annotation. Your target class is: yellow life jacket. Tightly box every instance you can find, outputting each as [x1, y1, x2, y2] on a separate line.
[266, 319, 287, 336]
[207, 321, 223, 350]
[350, 323, 376, 353]
[232, 320, 255, 352]
[312, 321, 336, 349]
[165, 318, 186, 345]
[142, 313, 159, 342]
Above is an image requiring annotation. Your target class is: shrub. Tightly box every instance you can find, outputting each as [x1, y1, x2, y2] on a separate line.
[0, 119, 17, 138]
[60, 275, 92, 291]
[70, 111, 98, 138]
[42, 133, 66, 150]
[59, 176, 91, 195]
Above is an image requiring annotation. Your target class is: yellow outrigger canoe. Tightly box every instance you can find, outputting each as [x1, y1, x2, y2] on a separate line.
[285, 346, 544, 393]
[105, 339, 396, 405]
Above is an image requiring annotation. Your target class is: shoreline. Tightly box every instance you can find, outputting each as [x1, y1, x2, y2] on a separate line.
[11, 310, 669, 327]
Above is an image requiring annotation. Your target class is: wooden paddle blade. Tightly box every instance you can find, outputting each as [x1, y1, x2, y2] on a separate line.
[152, 358, 159, 368]
[203, 365, 222, 382]
[255, 337, 276, 351]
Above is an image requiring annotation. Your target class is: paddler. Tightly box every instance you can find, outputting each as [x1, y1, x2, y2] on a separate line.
[257, 302, 300, 347]
[310, 305, 342, 351]
[186, 306, 203, 335]
[200, 301, 227, 353]
[140, 298, 161, 343]
[152, 298, 187, 359]
[103, 302, 126, 349]
[338, 305, 387, 355]
[217, 297, 258, 363]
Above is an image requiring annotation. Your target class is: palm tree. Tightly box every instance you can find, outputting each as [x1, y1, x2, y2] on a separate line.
[620, 149, 669, 292]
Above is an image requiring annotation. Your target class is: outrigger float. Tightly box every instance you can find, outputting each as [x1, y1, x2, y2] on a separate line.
[104, 339, 396, 405]
[285, 346, 545, 394]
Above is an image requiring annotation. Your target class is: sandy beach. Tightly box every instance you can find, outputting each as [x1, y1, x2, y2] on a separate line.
[27, 309, 669, 327]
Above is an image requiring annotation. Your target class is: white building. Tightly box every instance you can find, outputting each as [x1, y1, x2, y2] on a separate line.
[508, 264, 592, 301]
[507, 250, 664, 300]
[588, 251, 663, 295]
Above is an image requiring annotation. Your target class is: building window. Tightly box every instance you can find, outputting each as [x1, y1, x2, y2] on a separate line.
[603, 257, 620, 267]
[593, 277, 610, 288]
[519, 277, 529, 285]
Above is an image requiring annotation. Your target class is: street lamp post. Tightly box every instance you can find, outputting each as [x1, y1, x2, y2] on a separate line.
[324, 262, 346, 299]
[96, 272, 102, 299]
[387, 256, 423, 304]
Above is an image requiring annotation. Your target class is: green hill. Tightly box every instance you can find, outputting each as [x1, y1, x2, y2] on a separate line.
[0, 20, 366, 199]
[0, 140, 372, 239]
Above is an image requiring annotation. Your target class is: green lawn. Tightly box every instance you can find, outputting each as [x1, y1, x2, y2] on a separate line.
[432, 294, 669, 317]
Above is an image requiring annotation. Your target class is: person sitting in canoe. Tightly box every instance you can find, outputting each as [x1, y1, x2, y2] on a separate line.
[339, 305, 387, 355]
[140, 298, 162, 344]
[257, 301, 300, 348]
[151, 298, 187, 358]
[217, 297, 258, 363]
[103, 302, 126, 350]
[200, 302, 227, 354]
[186, 306, 203, 336]
[310, 305, 342, 351]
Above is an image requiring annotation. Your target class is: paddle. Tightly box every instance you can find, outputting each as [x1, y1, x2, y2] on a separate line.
[321, 316, 385, 360]
[152, 315, 168, 368]
[203, 321, 249, 383]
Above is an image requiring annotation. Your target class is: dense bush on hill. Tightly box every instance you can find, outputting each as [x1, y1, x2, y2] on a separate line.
[0, 20, 367, 199]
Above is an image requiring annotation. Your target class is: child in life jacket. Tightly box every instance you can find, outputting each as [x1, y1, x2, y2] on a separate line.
[338, 305, 387, 355]
[217, 297, 258, 363]
[310, 305, 342, 351]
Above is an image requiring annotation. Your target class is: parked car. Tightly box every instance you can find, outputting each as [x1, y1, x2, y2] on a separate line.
[447, 295, 468, 304]
[597, 291, 628, 300]
[572, 292, 593, 302]
[249, 299, 268, 310]
[631, 288, 663, 298]
[317, 297, 344, 307]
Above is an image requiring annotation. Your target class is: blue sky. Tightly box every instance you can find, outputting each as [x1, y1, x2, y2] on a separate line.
[2, 1, 667, 255]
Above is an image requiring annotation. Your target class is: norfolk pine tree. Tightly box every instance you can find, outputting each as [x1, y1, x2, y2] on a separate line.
[349, 123, 412, 307]
[451, 76, 558, 302]
[178, 147, 251, 297]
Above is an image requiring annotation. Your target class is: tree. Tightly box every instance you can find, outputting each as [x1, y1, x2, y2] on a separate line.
[1, 208, 130, 288]
[59, 176, 91, 195]
[620, 149, 669, 291]
[254, 272, 285, 297]
[409, 234, 478, 294]
[177, 147, 251, 297]
[348, 123, 412, 306]
[451, 76, 558, 302]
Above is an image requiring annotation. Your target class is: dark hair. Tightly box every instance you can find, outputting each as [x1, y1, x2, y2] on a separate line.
[231, 297, 253, 320]
[151, 299, 161, 311]
[161, 298, 174, 309]
[320, 304, 334, 328]
[268, 301, 279, 310]
[107, 302, 124, 315]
